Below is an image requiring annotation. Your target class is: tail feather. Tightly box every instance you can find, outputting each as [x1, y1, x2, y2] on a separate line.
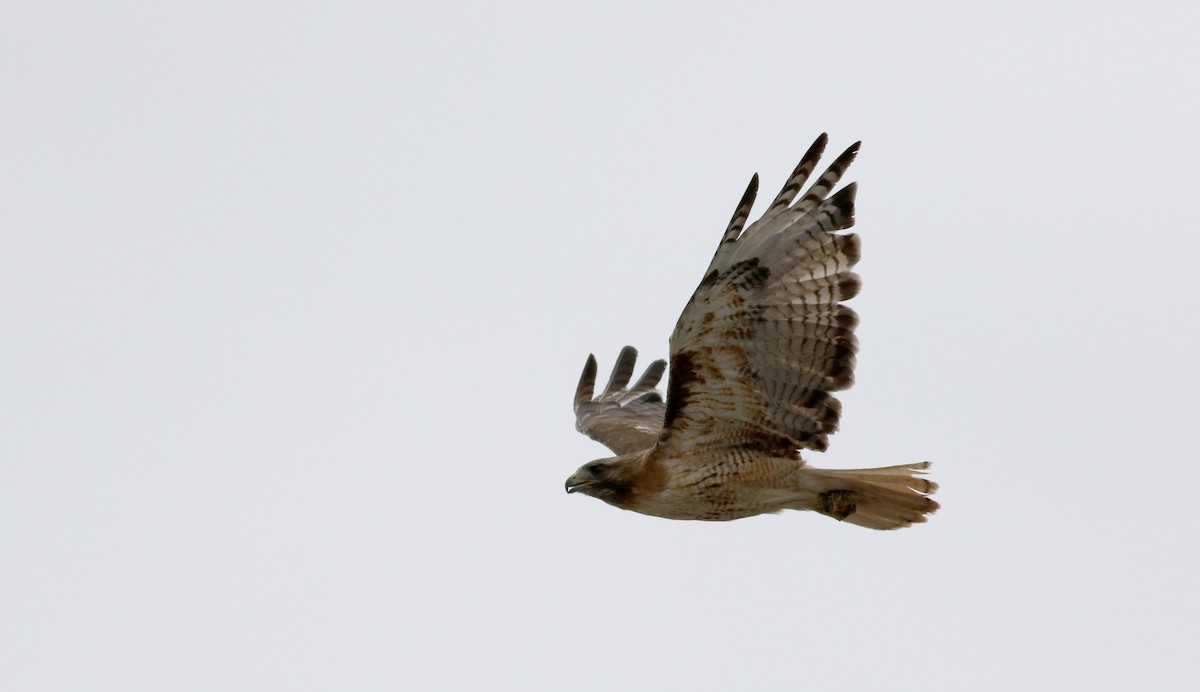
[802, 461, 939, 530]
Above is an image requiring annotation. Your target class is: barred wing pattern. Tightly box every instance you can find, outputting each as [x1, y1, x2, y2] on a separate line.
[574, 346, 667, 455]
[656, 134, 862, 456]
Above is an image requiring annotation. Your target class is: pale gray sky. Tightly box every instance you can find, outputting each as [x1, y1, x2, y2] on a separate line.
[3, 2, 1198, 690]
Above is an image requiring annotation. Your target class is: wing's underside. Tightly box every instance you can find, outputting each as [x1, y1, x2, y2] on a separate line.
[654, 134, 863, 456]
[572, 135, 863, 459]
[573, 346, 666, 455]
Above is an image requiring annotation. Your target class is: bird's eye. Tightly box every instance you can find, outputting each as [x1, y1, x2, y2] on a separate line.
[588, 463, 607, 476]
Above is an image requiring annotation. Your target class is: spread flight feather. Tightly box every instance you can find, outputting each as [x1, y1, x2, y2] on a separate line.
[566, 134, 938, 529]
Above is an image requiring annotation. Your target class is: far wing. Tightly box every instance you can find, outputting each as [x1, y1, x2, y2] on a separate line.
[574, 346, 667, 455]
[655, 134, 862, 457]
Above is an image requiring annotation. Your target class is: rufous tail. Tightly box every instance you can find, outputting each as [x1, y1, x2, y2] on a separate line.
[803, 461, 939, 530]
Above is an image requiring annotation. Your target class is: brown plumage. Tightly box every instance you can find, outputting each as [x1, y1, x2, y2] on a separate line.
[566, 134, 939, 529]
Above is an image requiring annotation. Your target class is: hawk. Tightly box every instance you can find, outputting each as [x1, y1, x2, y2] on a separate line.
[566, 134, 938, 529]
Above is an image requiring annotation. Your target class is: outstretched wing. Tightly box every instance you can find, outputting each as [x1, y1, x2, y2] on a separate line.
[574, 346, 668, 455]
[655, 134, 861, 456]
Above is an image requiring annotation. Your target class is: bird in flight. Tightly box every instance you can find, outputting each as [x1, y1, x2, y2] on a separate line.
[566, 134, 938, 529]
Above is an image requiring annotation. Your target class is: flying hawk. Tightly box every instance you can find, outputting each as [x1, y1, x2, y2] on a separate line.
[566, 134, 938, 529]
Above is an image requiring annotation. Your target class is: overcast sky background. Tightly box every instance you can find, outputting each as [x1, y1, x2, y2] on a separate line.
[3, 2, 1199, 690]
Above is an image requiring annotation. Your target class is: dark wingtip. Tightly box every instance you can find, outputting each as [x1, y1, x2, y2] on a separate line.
[602, 346, 638, 396]
[630, 357, 668, 393]
[721, 173, 760, 243]
[806, 134, 829, 164]
[841, 140, 862, 163]
[574, 353, 598, 410]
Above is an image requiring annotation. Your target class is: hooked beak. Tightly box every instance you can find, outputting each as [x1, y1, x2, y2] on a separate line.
[565, 471, 593, 494]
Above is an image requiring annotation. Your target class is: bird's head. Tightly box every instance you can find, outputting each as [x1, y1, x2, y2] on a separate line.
[565, 456, 640, 507]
